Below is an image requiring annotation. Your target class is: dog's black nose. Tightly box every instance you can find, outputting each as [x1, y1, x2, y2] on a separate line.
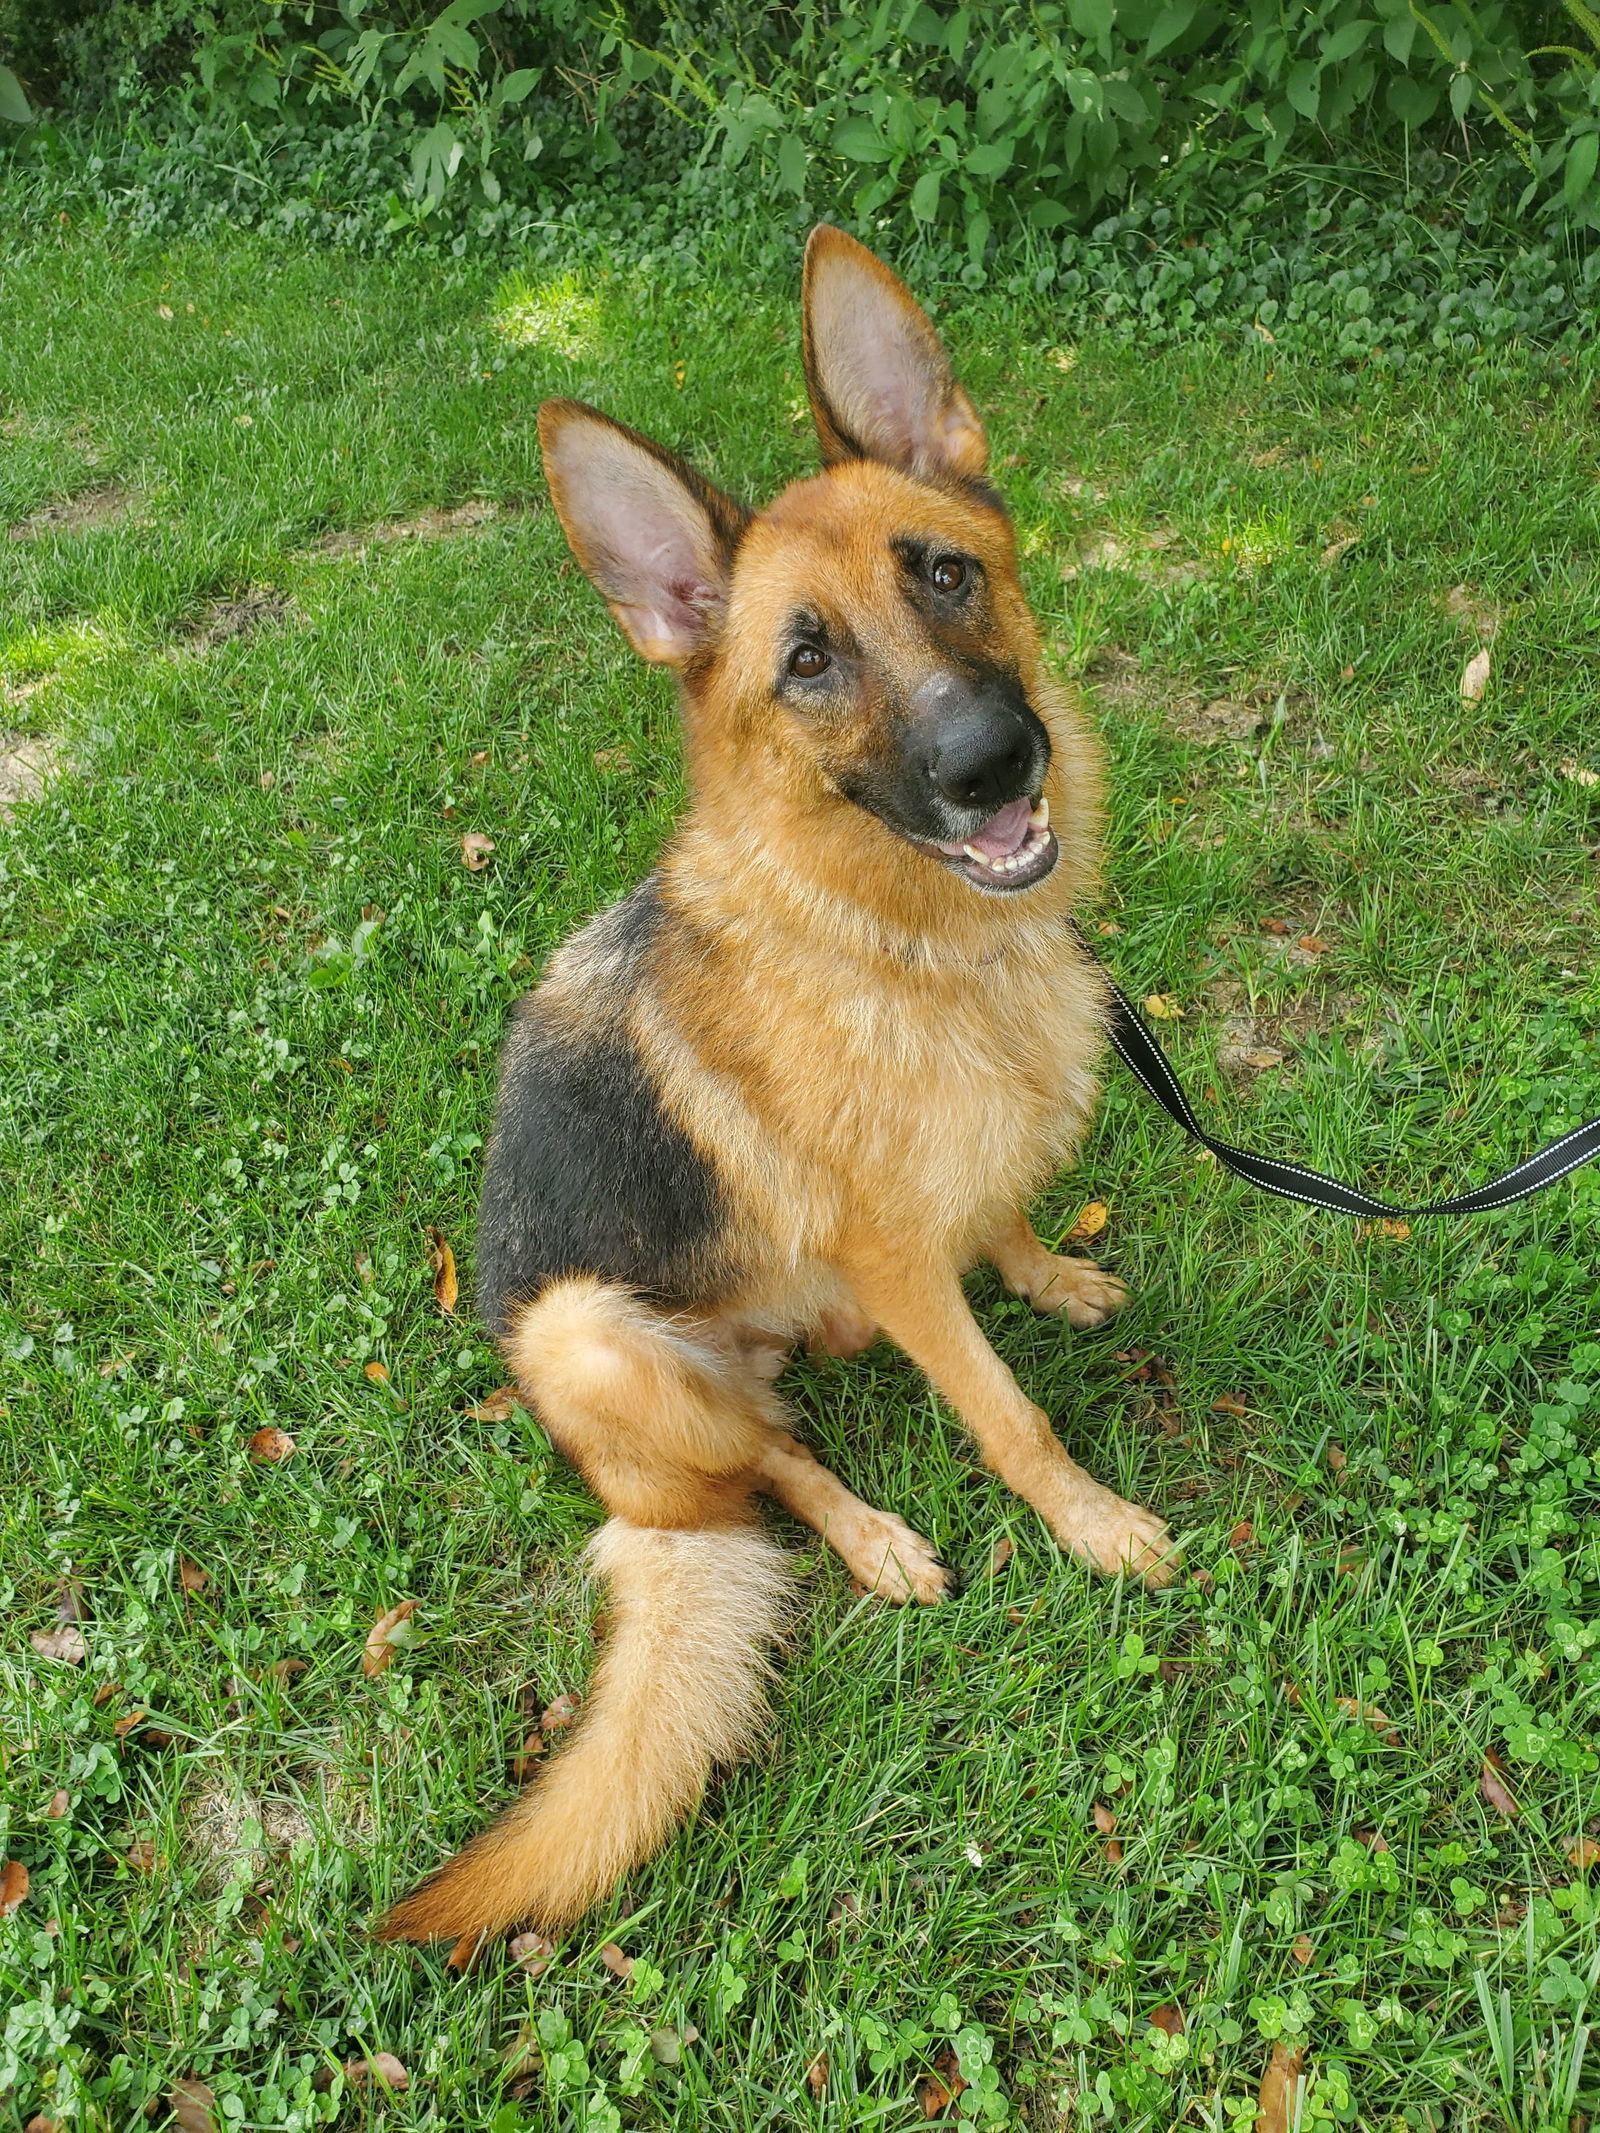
[930, 710, 1035, 810]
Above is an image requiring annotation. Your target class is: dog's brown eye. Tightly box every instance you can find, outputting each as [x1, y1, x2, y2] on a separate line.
[931, 556, 967, 593]
[789, 645, 829, 679]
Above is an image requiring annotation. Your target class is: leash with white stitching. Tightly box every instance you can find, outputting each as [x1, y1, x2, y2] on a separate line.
[1072, 922, 1600, 1218]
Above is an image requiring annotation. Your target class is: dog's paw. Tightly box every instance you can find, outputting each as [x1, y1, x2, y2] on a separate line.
[1058, 1485, 1179, 1589]
[835, 1508, 953, 1605]
[1017, 1254, 1130, 1329]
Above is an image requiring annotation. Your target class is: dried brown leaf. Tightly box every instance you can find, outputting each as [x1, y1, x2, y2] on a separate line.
[362, 1599, 417, 1678]
[363, 1359, 389, 1383]
[1481, 1752, 1520, 1819]
[0, 1859, 29, 1915]
[1149, 2003, 1185, 2036]
[917, 2050, 968, 2119]
[260, 1657, 307, 1688]
[1065, 1199, 1109, 1243]
[1092, 1803, 1117, 1836]
[468, 1387, 522, 1422]
[127, 1838, 157, 1874]
[56, 1579, 90, 1623]
[1290, 1934, 1315, 1967]
[30, 1624, 86, 1664]
[509, 1730, 546, 1782]
[1320, 535, 1360, 568]
[805, 2050, 829, 2097]
[1258, 916, 1290, 935]
[1103, 1838, 1124, 1865]
[247, 1426, 296, 1463]
[510, 1929, 556, 1974]
[1565, 1834, 1600, 1873]
[459, 831, 495, 871]
[344, 2055, 409, 2091]
[1244, 1048, 1286, 1070]
[1335, 1696, 1400, 1744]
[1559, 757, 1600, 787]
[599, 1941, 634, 1980]
[1326, 1443, 1347, 1473]
[1228, 1520, 1254, 1552]
[540, 1691, 581, 1731]
[987, 1537, 1015, 1577]
[169, 2078, 219, 2133]
[112, 1709, 148, 1741]
[178, 1557, 209, 1594]
[429, 1229, 459, 1314]
[25, 2115, 62, 2133]
[1211, 1393, 1249, 1417]
[1460, 646, 1492, 702]
[1143, 993, 1184, 1019]
[1255, 2041, 1305, 2132]
[47, 1789, 69, 1819]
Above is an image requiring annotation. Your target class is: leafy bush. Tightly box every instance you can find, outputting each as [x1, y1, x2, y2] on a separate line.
[4, 0, 1600, 257]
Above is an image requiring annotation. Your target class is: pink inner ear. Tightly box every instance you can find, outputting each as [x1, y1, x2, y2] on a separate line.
[811, 275, 980, 475]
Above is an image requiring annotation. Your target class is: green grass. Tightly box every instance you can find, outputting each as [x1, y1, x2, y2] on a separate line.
[2, 229, 1600, 2133]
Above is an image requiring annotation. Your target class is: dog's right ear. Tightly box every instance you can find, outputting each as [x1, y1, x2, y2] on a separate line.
[538, 400, 750, 667]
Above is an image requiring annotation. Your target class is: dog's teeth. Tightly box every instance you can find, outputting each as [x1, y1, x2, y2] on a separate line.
[964, 844, 986, 863]
[1029, 798, 1049, 830]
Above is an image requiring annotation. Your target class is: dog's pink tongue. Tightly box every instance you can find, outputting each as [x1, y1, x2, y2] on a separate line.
[962, 796, 1032, 858]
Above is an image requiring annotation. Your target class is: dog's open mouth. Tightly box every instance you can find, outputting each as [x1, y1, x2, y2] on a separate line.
[924, 795, 1058, 893]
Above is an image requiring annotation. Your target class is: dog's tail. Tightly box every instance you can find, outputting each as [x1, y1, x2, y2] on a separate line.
[374, 1515, 789, 1951]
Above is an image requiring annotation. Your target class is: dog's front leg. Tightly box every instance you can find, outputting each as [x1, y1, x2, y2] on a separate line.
[986, 1209, 1128, 1329]
[841, 1246, 1177, 1587]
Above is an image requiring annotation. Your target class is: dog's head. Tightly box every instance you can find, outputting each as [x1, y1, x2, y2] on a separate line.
[540, 227, 1092, 905]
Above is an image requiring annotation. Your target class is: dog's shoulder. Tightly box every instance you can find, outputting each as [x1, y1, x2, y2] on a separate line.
[476, 873, 731, 1333]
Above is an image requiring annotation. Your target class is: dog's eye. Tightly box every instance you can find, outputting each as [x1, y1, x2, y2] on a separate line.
[789, 645, 830, 679]
[930, 555, 968, 593]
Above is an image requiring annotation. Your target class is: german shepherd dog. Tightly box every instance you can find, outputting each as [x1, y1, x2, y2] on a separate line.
[377, 226, 1177, 1960]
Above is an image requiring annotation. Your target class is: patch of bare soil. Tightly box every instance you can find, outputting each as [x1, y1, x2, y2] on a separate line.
[313, 498, 509, 557]
[1061, 528, 1208, 587]
[7, 483, 133, 541]
[180, 588, 295, 652]
[1084, 648, 1309, 744]
[0, 734, 65, 821]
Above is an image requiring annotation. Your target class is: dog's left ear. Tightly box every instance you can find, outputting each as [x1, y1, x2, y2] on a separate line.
[802, 225, 988, 481]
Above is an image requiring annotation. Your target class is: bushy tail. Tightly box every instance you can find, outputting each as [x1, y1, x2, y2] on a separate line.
[375, 1517, 790, 1949]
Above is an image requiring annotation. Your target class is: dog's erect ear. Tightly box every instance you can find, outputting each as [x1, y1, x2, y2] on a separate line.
[801, 225, 988, 481]
[538, 400, 750, 666]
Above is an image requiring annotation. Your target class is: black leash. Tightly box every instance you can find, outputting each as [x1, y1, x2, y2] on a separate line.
[1072, 923, 1600, 1219]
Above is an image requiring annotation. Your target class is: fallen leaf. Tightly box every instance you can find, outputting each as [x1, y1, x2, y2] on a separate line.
[1326, 1443, 1346, 1473]
[1565, 1834, 1600, 1873]
[1143, 993, 1184, 1019]
[1211, 1393, 1249, 1416]
[247, 1426, 296, 1463]
[1558, 757, 1600, 787]
[510, 1929, 556, 1974]
[178, 1557, 209, 1594]
[1481, 1752, 1519, 1819]
[0, 1860, 28, 1915]
[805, 2050, 829, 2097]
[363, 1359, 389, 1384]
[987, 1537, 1015, 1577]
[344, 2055, 409, 2091]
[260, 1657, 308, 1688]
[468, 1387, 522, 1422]
[1290, 1933, 1315, 1967]
[47, 1790, 69, 1819]
[1335, 1697, 1400, 1744]
[1339, 662, 1356, 680]
[1149, 2004, 1185, 2036]
[92, 1680, 118, 1707]
[1258, 916, 1290, 935]
[917, 2050, 969, 2119]
[1255, 2041, 1305, 2132]
[1355, 1828, 1391, 1853]
[24, 2115, 62, 2133]
[1244, 1048, 1286, 1070]
[540, 1691, 581, 1731]
[1094, 918, 1124, 936]
[1103, 1838, 1124, 1865]
[362, 1600, 417, 1678]
[168, 2078, 219, 2133]
[1296, 934, 1328, 955]
[112, 1710, 148, 1740]
[1092, 1803, 1117, 1835]
[459, 831, 495, 870]
[1066, 1199, 1109, 1243]
[127, 1838, 157, 1874]
[1228, 1520, 1253, 1552]
[157, 303, 175, 320]
[509, 1730, 546, 1781]
[30, 1625, 86, 1664]
[599, 1941, 634, 1979]
[648, 2024, 698, 2065]
[429, 1229, 459, 1314]
[1337, 1544, 1364, 1577]
[1320, 535, 1360, 568]
[1460, 646, 1492, 702]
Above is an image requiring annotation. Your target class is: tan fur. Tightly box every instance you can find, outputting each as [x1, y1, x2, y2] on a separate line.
[377, 227, 1175, 1956]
